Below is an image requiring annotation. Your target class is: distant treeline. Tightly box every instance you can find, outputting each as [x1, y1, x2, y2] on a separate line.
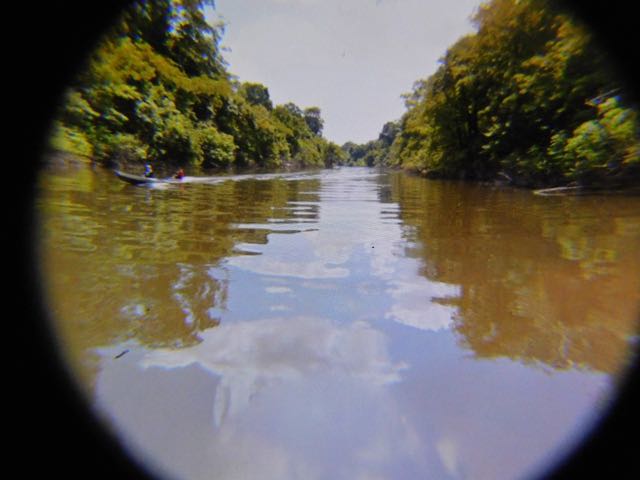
[51, 0, 347, 171]
[344, 0, 639, 188]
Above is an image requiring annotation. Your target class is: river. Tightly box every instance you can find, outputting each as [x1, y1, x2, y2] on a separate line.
[36, 158, 639, 480]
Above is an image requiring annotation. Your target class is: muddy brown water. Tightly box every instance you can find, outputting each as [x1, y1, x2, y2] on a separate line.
[37, 160, 639, 480]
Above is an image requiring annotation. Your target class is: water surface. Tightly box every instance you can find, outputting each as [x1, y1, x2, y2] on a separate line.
[37, 160, 639, 480]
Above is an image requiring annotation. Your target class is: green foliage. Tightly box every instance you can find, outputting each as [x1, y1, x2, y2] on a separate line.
[272, 103, 312, 155]
[322, 142, 349, 167]
[551, 97, 640, 183]
[294, 138, 324, 167]
[303, 107, 324, 136]
[104, 132, 150, 164]
[239, 82, 273, 110]
[195, 125, 236, 168]
[341, 121, 400, 167]
[50, 122, 94, 158]
[52, 0, 336, 172]
[386, 0, 640, 187]
[115, 0, 225, 78]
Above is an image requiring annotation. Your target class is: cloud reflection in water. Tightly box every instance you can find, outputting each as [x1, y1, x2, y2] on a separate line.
[385, 279, 460, 331]
[141, 316, 406, 427]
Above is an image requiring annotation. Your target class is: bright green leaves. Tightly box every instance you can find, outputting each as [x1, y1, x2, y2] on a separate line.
[196, 126, 236, 168]
[552, 98, 640, 183]
[52, 0, 336, 171]
[134, 83, 236, 167]
[386, 0, 639, 187]
[49, 122, 94, 158]
[104, 132, 150, 164]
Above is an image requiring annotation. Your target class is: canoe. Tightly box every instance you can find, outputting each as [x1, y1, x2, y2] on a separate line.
[114, 169, 327, 186]
[114, 170, 183, 185]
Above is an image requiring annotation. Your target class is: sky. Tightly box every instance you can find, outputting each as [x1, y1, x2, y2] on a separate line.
[208, 0, 483, 145]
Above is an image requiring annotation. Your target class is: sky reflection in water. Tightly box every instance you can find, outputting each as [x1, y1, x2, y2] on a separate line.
[39, 165, 638, 480]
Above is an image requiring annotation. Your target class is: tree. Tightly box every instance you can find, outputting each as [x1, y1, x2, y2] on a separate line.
[378, 121, 400, 147]
[386, 0, 639, 187]
[51, 0, 340, 172]
[239, 82, 273, 110]
[303, 107, 324, 136]
[322, 142, 348, 167]
[551, 97, 640, 184]
[341, 122, 398, 167]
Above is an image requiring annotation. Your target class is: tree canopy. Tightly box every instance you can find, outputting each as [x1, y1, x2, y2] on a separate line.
[51, 0, 340, 172]
[344, 0, 639, 188]
[51, 0, 640, 185]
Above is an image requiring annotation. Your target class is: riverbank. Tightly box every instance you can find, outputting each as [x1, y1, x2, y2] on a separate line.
[389, 161, 640, 196]
[44, 147, 333, 180]
[345, 0, 640, 192]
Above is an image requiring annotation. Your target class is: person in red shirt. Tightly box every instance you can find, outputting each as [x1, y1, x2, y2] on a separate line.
[174, 168, 185, 179]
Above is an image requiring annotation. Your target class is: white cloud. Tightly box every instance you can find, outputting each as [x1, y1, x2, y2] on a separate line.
[436, 436, 461, 477]
[229, 254, 350, 279]
[385, 279, 460, 331]
[141, 316, 405, 426]
[265, 286, 293, 293]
